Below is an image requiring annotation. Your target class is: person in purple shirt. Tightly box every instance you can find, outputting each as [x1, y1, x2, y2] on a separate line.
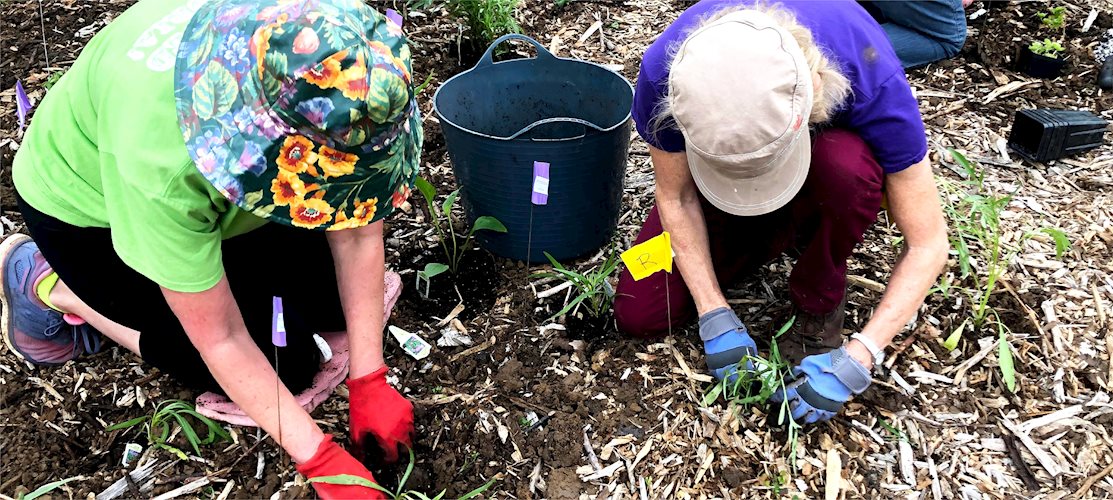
[613, 0, 949, 424]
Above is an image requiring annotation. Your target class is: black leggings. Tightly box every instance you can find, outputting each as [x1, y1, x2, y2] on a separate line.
[17, 195, 345, 393]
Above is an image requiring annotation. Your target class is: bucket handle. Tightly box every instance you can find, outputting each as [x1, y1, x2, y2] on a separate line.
[476, 34, 556, 68]
[507, 117, 607, 141]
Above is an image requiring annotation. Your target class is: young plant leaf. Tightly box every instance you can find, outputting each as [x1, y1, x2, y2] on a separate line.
[106, 416, 150, 432]
[943, 319, 966, 351]
[1040, 227, 1071, 259]
[441, 189, 460, 218]
[21, 476, 85, 500]
[420, 263, 449, 279]
[702, 382, 724, 406]
[413, 177, 437, 213]
[998, 330, 1016, 392]
[398, 448, 417, 496]
[308, 474, 394, 495]
[471, 215, 508, 234]
[457, 477, 498, 500]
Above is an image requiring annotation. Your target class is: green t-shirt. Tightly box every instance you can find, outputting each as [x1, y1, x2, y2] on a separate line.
[13, 0, 267, 293]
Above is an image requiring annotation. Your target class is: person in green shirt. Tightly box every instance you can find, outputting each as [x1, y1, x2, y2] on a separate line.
[1, 0, 421, 496]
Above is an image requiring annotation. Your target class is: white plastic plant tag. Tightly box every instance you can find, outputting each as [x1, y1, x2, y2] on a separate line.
[388, 325, 431, 360]
[312, 334, 333, 363]
[122, 442, 143, 467]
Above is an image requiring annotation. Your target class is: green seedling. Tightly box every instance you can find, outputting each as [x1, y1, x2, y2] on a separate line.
[1036, 6, 1066, 31]
[532, 249, 620, 321]
[446, 0, 521, 48]
[996, 315, 1017, 392]
[1029, 39, 1065, 59]
[937, 150, 1070, 389]
[878, 418, 909, 443]
[414, 73, 435, 95]
[939, 150, 1071, 329]
[413, 177, 507, 276]
[415, 262, 449, 299]
[106, 399, 231, 460]
[16, 476, 85, 500]
[310, 448, 497, 499]
[702, 318, 804, 470]
[554, 0, 571, 8]
[43, 71, 64, 90]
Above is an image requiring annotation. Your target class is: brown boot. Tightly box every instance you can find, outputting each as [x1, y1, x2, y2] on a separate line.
[775, 295, 847, 367]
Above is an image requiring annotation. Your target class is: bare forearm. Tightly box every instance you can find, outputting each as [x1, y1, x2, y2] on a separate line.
[859, 245, 947, 349]
[163, 280, 323, 463]
[657, 198, 727, 315]
[328, 223, 387, 379]
[197, 335, 324, 463]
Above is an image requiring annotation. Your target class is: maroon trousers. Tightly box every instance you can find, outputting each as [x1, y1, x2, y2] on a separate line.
[614, 129, 885, 338]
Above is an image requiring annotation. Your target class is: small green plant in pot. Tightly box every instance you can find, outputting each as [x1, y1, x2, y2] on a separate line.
[532, 249, 621, 322]
[1019, 6, 1069, 78]
[106, 399, 231, 460]
[413, 177, 507, 296]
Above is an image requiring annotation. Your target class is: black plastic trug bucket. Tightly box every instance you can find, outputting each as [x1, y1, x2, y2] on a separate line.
[433, 34, 633, 263]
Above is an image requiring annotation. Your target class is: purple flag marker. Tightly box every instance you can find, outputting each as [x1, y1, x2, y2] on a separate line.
[385, 9, 403, 28]
[271, 296, 286, 347]
[15, 80, 31, 133]
[532, 161, 550, 206]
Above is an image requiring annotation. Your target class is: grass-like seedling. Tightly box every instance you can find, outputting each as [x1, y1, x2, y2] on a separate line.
[413, 177, 507, 277]
[936, 150, 1070, 391]
[1029, 39, 1065, 59]
[106, 399, 231, 460]
[309, 448, 497, 499]
[15, 476, 85, 500]
[702, 318, 804, 469]
[532, 250, 620, 321]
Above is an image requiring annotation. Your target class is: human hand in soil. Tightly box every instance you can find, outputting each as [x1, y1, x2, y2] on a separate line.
[348, 366, 414, 463]
[698, 307, 758, 382]
[296, 434, 387, 499]
[770, 346, 871, 424]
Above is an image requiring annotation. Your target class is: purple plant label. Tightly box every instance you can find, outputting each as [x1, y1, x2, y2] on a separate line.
[16, 80, 31, 133]
[271, 296, 286, 347]
[386, 9, 403, 28]
[532, 161, 550, 205]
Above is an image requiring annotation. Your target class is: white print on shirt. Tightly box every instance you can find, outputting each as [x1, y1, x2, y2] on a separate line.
[127, 0, 206, 72]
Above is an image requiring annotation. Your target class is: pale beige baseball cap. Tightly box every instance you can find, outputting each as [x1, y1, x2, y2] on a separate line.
[668, 9, 814, 216]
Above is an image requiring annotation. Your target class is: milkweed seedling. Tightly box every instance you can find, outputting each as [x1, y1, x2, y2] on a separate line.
[106, 399, 230, 460]
[413, 177, 507, 276]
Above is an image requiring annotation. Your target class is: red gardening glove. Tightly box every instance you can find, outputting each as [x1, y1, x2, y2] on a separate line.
[348, 366, 414, 463]
[295, 435, 386, 500]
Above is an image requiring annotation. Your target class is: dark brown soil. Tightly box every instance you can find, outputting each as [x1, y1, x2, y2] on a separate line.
[3, 0, 1111, 498]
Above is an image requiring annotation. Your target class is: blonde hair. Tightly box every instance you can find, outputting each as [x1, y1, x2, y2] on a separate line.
[649, 3, 852, 136]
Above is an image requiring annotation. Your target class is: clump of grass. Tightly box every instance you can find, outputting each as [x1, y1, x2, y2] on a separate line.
[106, 399, 231, 460]
[309, 448, 497, 499]
[532, 249, 620, 321]
[702, 318, 803, 469]
[408, 0, 520, 49]
[935, 150, 1071, 391]
[449, 0, 520, 48]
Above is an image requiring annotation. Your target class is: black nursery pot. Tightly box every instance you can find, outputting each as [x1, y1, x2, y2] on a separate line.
[1007, 109, 1109, 163]
[1016, 46, 1068, 78]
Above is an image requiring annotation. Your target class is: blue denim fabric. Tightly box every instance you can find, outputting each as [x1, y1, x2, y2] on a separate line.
[865, 0, 968, 69]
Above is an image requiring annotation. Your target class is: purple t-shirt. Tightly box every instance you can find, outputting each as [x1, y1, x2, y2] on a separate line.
[633, 0, 928, 174]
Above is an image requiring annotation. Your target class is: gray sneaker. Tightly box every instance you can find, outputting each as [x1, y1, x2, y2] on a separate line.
[1, 234, 101, 365]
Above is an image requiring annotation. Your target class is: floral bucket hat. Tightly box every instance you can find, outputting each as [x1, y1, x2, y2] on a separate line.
[175, 0, 422, 230]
